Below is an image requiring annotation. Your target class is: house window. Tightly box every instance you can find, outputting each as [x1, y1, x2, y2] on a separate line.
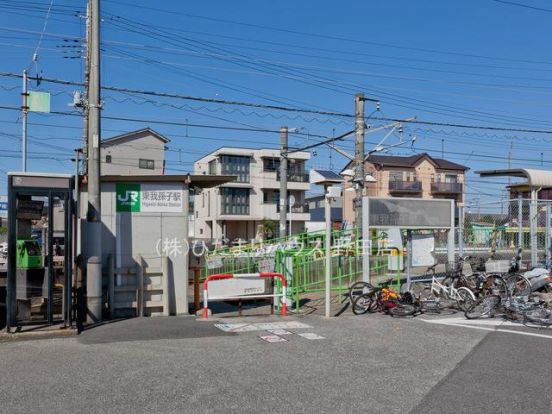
[139, 158, 155, 170]
[263, 190, 279, 204]
[263, 158, 279, 172]
[445, 174, 458, 183]
[221, 188, 250, 215]
[106, 154, 112, 164]
[221, 155, 250, 183]
[208, 159, 217, 175]
[389, 171, 403, 182]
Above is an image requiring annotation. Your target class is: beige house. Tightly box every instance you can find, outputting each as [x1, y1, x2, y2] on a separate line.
[342, 153, 468, 223]
[193, 147, 311, 242]
[100, 128, 168, 176]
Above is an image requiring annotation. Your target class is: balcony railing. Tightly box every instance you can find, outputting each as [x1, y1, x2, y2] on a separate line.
[274, 204, 308, 213]
[431, 182, 463, 194]
[388, 180, 422, 192]
[275, 171, 309, 183]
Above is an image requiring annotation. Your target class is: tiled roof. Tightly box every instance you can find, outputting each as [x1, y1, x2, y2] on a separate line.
[365, 153, 468, 170]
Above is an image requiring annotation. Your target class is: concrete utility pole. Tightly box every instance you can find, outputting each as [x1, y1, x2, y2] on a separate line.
[324, 191, 331, 318]
[21, 69, 28, 172]
[279, 126, 288, 238]
[86, 0, 102, 322]
[82, 1, 90, 174]
[353, 93, 365, 230]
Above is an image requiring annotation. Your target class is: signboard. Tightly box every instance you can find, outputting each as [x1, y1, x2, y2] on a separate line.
[116, 183, 184, 213]
[206, 255, 223, 270]
[16, 199, 44, 220]
[0, 196, 7, 219]
[28, 91, 51, 113]
[411, 235, 436, 267]
[368, 197, 453, 229]
[208, 278, 267, 298]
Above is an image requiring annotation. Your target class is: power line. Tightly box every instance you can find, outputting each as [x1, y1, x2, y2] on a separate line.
[103, 0, 552, 66]
[3, 71, 552, 135]
[490, 0, 552, 13]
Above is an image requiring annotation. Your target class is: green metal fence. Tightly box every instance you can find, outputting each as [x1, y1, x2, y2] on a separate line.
[203, 228, 402, 311]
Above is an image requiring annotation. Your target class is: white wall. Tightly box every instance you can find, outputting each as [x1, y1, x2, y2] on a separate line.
[80, 182, 189, 314]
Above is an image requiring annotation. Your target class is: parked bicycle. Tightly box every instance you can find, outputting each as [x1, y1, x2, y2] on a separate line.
[465, 294, 551, 327]
[351, 278, 418, 317]
[412, 261, 476, 312]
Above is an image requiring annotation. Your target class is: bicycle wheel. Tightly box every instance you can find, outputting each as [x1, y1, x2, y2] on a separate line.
[523, 308, 552, 327]
[456, 287, 476, 312]
[389, 303, 417, 317]
[351, 293, 377, 315]
[465, 295, 501, 320]
[482, 274, 509, 299]
[505, 274, 532, 297]
[348, 281, 374, 304]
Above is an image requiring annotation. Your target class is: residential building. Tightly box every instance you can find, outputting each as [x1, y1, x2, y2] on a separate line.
[305, 193, 343, 233]
[341, 153, 468, 224]
[193, 147, 311, 241]
[100, 128, 168, 176]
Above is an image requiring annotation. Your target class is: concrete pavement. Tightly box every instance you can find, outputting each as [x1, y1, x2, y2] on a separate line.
[0, 312, 549, 413]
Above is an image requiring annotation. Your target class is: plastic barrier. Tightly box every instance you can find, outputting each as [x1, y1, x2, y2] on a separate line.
[202, 272, 287, 319]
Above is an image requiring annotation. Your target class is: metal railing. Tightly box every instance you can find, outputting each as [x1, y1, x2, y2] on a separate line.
[388, 180, 422, 192]
[276, 170, 309, 183]
[431, 182, 462, 194]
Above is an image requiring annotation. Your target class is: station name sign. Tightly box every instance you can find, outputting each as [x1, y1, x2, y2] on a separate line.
[116, 183, 184, 213]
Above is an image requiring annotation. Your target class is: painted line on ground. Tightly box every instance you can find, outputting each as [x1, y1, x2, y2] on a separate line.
[214, 321, 311, 333]
[420, 318, 552, 339]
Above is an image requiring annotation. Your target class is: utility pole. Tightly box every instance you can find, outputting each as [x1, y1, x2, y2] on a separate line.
[86, 0, 102, 322]
[324, 190, 331, 318]
[353, 93, 365, 230]
[21, 69, 28, 172]
[279, 126, 288, 238]
[82, 1, 90, 174]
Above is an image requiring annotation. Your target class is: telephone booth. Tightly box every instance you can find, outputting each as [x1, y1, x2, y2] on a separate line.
[6, 173, 74, 331]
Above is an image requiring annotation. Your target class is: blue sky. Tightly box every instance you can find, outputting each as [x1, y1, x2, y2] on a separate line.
[1, 0, 552, 210]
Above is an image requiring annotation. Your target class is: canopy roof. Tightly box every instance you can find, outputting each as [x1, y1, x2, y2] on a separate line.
[476, 169, 552, 188]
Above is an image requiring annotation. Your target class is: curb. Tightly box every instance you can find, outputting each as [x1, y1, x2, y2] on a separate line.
[0, 329, 77, 343]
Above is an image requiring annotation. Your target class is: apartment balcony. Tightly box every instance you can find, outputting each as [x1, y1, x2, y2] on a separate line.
[262, 203, 310, 221]
[261, 170, 310, 190]
[388, 180, 422, 193]
[276, 170, 309, 183]
[431, 182, 463, 194]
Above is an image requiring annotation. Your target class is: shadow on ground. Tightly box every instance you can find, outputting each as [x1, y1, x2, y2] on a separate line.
[78, 316, 235, 344]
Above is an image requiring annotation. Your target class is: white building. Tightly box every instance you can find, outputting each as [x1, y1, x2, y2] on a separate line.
[193, 147, 311, 242]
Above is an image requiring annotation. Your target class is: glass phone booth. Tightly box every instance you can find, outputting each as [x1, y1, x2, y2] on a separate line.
[6, 173, 74, 331]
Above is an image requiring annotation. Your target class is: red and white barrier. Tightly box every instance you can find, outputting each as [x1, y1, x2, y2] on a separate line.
[202, 272, 287, 319]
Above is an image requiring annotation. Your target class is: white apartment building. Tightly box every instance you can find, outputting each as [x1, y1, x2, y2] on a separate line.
[193, 147, 311, 242]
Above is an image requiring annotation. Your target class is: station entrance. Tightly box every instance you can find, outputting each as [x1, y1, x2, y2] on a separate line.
[6, 173, 74, 331]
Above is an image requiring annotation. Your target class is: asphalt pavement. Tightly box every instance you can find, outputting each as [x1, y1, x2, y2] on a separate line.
[0, 312, 549, 413]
